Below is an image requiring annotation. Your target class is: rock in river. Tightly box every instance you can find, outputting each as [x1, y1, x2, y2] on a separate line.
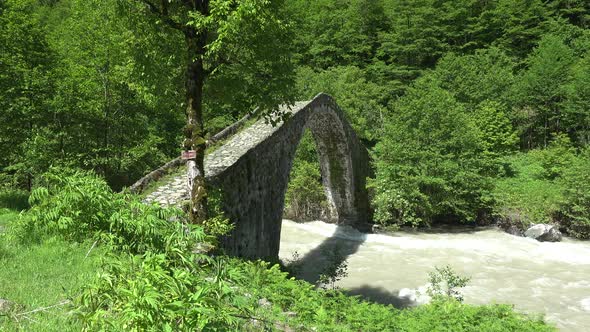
[525, 224, 562, 242]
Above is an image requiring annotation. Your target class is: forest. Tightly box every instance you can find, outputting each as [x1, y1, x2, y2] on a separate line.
[0, 0, 589, 330]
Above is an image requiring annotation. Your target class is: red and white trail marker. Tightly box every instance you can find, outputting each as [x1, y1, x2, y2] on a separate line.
[181, 150, 197, 160]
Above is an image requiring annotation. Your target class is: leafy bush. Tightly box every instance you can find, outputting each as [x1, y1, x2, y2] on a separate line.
[231, 260, 553, 332]
[77, 253, 246, 331]
[493, 147, 590, 239]
[492, 152, 564, 227]
[2, 170, 555, 331]
[537, 133, 576, 180]
[13, 168, 204, 254]
[371, 77, 495, 227]
[396, 300, 554, 332]
[426, 266, 470, 302]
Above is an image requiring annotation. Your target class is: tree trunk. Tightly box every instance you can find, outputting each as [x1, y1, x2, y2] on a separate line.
[184, 24, 208, 224]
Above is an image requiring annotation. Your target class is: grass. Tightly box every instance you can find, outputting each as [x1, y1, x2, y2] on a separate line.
[0, 208, 17, 230]
[0, 209, 105, 331]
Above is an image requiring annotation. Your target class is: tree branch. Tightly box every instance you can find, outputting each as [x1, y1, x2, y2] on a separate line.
[15, 300, 72, 317]
[205, 53, 248, 76]
[138, 0, 186, 32]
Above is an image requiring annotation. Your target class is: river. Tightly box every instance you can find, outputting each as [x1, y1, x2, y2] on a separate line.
[278, 220, 590, 331]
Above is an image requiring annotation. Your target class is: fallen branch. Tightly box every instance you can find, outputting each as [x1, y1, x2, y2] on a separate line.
[84, 240, 98, 260]
[15, 300, 71, 317]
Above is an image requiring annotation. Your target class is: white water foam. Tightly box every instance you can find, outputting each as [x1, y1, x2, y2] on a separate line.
[280, 219, 590, 331]
[284, 220, 590, 265]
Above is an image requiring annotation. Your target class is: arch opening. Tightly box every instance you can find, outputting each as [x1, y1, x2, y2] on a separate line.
[283, 107, 357, 225]
[213, 94, 370, 260]
[283, 129, 332, 222]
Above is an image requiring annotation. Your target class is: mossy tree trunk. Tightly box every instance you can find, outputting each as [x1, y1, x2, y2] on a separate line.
[183, 21, 209, 224]
[136, 0, 293, 224]
[138, 0, 210, 224]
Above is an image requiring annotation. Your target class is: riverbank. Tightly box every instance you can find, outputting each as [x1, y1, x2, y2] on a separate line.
[279, 219, 590, 331]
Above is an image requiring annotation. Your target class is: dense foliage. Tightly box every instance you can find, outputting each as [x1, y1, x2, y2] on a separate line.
[557, 148, 590, 238]
[2, 0, 589, 235]
[278, 0, 590, 235]
[0, 174, 554, 331]
[0, 0, 588, 329]
[0, 0, 294, 193]
[15, 169, 205, 253]
[370, 77, 495, 226]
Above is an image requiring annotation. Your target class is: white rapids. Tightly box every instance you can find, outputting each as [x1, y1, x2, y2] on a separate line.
[279, 220, 590, 332]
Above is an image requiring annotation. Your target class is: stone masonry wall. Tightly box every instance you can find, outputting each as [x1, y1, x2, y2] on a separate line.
[141, 94, 371, 261]
[205, 93, 370, 260]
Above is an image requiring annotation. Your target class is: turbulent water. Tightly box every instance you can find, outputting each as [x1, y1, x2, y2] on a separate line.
[278, 220, 590, 332]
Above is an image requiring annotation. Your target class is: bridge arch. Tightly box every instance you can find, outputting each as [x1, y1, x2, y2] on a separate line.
[205, 93, 370, 260]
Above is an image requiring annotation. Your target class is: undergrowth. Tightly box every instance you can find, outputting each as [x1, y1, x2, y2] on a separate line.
[492, 143, 590, 238]
[0, 169, 556, 331]
[0, 211, 104, 331]
[0, 189, 29, 211]
[492, 152, 564, 226]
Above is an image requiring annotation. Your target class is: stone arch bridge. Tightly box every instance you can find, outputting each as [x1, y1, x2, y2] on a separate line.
[135, 93, 371, 260]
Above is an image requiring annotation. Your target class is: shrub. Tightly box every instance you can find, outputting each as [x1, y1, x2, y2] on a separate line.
[77, 253, 245, 331]
[371, 77, 495, 227]
[4, 170, 555, 331]
[397, 300, 554, 332]
[492, 152, 564, 227]
[13, 168, 205, 254]
[538, 133, 576, 180]
[426, 265, 470, 302]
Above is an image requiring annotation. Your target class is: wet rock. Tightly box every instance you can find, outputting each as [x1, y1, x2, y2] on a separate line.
[371, 224, 383, 233]
[525, 224, 562, 242]
[248, 318, 262, 329]
[504, 225, 523, 237]
[274, 322, 296, 332]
